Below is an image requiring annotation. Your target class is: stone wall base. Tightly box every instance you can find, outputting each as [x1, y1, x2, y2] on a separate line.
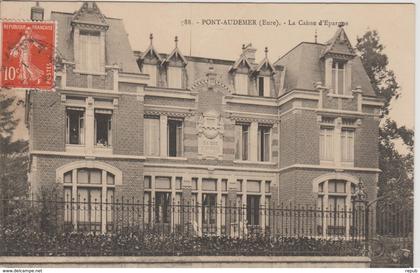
[0, 256, 371, 268]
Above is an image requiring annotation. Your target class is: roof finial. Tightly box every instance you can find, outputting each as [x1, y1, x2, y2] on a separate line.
[149, 33, 153, 45]
[314, 29, 318, 43]
[175, 36, 178, 48]
[338, 22, 345, 28]
[264, 47, 268, 58]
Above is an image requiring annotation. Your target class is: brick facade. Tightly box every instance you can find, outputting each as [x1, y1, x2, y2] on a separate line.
[27, 2, 383, 234]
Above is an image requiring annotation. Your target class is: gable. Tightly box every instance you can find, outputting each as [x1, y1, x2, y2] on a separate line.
[323, 27, 356, 58]
[72, 2, 108, 27]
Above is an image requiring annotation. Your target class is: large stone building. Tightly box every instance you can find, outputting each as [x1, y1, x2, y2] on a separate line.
[26, 2, 383, 235]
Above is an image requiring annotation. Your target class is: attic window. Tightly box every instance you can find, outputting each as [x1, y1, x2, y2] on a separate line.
[79, 31, 101, 72]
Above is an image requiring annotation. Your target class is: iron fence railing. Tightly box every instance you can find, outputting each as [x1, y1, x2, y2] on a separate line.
[0, 197, 413, 258]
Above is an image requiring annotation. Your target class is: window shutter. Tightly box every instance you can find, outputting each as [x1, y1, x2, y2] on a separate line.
[168, 67, 182, 89]
[235, 74, 248, 95]
[108, 117, 112, 146]
[144, 64, 157, 86]
[234, 125, 242, 160]
[264, 129, 270, 161]
[80, 34, 87, 71]
[66, 115, 70, 144]
[257, 128, 261, 161]
[345, 61, 352, 95]
[242, 126, 249, 160]
[79, 115, 84, 145]
[263, 77, 270, 97]
[325, 58, 333, 89]
[176, 122, 183, 156]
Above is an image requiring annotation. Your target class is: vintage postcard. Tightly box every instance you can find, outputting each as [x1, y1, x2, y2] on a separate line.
[0, 0, 415, 270]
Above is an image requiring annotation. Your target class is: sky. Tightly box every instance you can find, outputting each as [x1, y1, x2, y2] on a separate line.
[0, 1, 415, 141]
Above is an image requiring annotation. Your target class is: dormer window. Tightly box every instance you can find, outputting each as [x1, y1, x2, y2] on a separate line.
[235, 73, 248, 95]
[72, 2, 108, 74]
[143, 64, 158, 86]
[139, 34, 163, 87]
[332, 60, 345, 95]
[79, 31, 101, 72]
[167, 66, 182, 89]
[164, 36, 187, 89]
[258, 76, 270, 97]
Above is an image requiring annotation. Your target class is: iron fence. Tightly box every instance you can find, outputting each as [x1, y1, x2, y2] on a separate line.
[0, 196, 413, 260]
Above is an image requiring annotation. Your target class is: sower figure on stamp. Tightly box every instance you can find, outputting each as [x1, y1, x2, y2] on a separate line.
[9, 26, 46, 85]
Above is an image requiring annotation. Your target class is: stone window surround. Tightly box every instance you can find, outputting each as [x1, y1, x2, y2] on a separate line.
[56, 160, 123, 233]
[234, 121, 274, 164]
[143, 173, 272, 236]
[318, 115, 361, 168]
[61, 94, 117, 156]
[312, 172, 359, 238]
[324, 57, 353, 98]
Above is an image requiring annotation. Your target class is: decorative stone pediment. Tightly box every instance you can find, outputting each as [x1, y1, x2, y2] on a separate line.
[197, 110, 224, 160]
[72, 2, 109, 30]
[322, 25, 356, 60]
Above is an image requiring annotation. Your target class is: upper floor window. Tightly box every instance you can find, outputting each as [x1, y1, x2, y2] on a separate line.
[143, 64, 158, 86]
[79, 31, 101, 72]
[66, 107, 85, 145]
[332, 60, 345, 95]
[234, 73, 248, 95]
[167, 66, 182, 89]
[235, 123, 249, 160]
[144, 116, 160, 156]
[168, 118, 183, 157]
[320, 127, 334, 161]
[341, 128, 354, 162]
[257, 126, 271, 162]
[258, 76, 270, 97]
[95, 109, 112, 147]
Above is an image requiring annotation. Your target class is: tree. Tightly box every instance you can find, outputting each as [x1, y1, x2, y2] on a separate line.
[355, 30, 414, 205]
[0, 89, 29, 199]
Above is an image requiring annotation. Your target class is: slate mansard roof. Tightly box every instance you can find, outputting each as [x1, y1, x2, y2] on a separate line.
[50, 4, 376, 97]
[274, 30, 375, 97]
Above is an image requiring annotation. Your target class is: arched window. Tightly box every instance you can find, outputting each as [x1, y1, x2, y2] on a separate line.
[63, 168, 116, 233]
[314, 176, 357, 238]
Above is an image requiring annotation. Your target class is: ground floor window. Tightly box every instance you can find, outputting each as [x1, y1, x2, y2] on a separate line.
[155, 192, 171, 224]
[316, 179, 356, 237]
[63, 168, 115, 232]
[247, 195, 260, 226]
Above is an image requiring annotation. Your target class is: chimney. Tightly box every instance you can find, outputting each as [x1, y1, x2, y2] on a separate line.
[31, 2, 44, 21]
[243, 43, 256, 63]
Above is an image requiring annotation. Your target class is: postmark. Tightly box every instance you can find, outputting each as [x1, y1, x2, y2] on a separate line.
[0, 21, 56, 90]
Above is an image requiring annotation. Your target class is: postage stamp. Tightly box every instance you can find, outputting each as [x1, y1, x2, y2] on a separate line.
[0, 21, 56, 90]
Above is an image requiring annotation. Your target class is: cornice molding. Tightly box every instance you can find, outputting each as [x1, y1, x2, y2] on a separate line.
[30, 150, 146, 161]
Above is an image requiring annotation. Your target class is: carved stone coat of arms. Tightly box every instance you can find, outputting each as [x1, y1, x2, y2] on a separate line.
[197, 110, 224, 159]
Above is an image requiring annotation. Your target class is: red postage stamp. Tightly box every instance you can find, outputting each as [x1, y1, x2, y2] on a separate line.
[1, 21, 56, 90]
